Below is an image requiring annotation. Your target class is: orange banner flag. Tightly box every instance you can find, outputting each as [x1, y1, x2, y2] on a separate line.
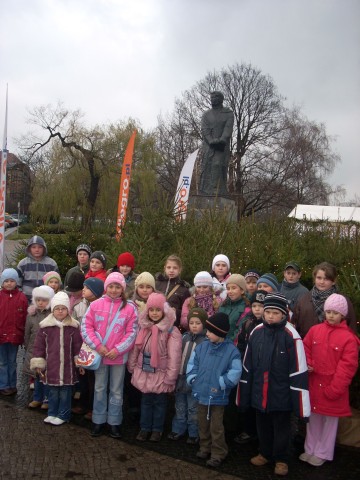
[116, 130, 137, 241]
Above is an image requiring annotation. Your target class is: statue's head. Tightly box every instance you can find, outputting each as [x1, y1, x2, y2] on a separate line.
[210, 91, 224, 107]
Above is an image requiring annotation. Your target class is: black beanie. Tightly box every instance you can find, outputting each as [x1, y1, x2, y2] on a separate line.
[263, 293, 288, 315]
[65, 271, 85, 293]
[206, 312, 230, 338]
[187, 307, 208, 326]
[90, 251, 107, 268]
[250, 289, 267, 305]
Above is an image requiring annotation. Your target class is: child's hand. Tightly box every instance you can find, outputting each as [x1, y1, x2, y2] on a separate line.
[79, 367, 85, 375]
[308, 365, 314, 373]
[105, 348, 118, 360]
[98, 345, 108, 356]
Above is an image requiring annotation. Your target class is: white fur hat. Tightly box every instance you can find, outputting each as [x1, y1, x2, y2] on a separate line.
[32, 285, 55, 301]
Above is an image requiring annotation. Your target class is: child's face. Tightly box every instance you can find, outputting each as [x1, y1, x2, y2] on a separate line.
[106, 282, 123, 299]
[90, 258, 103, 272]
[2, 279, 17, 291]
[251, 302, 264, 319]
[206, 330, 224, 343]
[119, 265, 132, 277]
[30, 244, 45, 259]
[245, 277, 258, 295]
[53, 306, 68, 321]
[195, 285, 212, 295]
[284, 268, 301, 284]
[82, 285, 96, 301]
[35, 297, 48, 311]
[214, 262, 228, 280]
[77, 251, 90, 267]
[257, 282, 274, 293]
[47, 278, 60, 292]
[264, 308, 284, 325]
[226, 283, 243, 301]
[137, 284, 154, 300]
[325, 310, 343, 325]
[148, 307, 164, 323]
[165, 260, 181, 279]
[188, 317, 204, 335]
[314, 269, 335, 291]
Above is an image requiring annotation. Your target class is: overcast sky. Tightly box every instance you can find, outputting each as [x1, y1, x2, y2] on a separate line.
[1, 0, 359, 201]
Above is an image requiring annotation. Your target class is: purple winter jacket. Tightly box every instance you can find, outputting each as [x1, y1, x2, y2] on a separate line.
[30, 314, 82, 386]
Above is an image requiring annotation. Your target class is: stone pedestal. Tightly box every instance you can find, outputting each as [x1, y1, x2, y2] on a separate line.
[188, 195, 237, 221]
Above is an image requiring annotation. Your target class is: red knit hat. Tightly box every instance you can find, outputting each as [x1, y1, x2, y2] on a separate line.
[117, 252, 135, 270]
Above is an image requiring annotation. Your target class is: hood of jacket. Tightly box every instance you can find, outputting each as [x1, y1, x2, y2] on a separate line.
[25, 235, 48, 258]
[138, 302, 176, 332]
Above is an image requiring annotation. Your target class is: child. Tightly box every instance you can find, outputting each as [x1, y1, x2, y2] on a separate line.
[72, 277, 104, 418]
[211, 254, 231, 300]
[64, 243, 92, 289]
[239, 293, 310, 477]
[234, 289, 267, 444]
[187, 312, 241, 467]
[81, 272, 138, 439]
[155, 254, 190, 326]
[280, 261, 309, 312]
[180, 271, 221, 331]
[108, 252, 138, 299]
[64, 271, 85, 314]
[17, 235, 59, 302]
[127, 293, 182, 442]
[85, 251, 107, 282]
[301, 293, 359, 467]
[168, 307, 207, 443]
[219, 274, 250, 341]
[256, 273, 279, 293]
[43, 271, 62, 294]
[24, 285, 55, 409]
[243, 269, 261, 297]
[30, 291, 82, 425]
[0, 268, 28, 396]
[132, 272, 156, 312]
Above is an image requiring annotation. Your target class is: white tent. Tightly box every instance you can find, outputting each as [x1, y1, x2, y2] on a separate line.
[288, 205, 360, 222]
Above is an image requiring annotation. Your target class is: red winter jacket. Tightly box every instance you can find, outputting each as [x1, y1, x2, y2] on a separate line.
[0, 288, 28, 345]
[303, 320, 360, 417]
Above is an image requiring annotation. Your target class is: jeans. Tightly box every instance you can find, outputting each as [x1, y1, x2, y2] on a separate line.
[33, 378, 49, 403]
[48, 385, 73, 421]
[0, 343, 18, 389]
[172, 392, 199, 437]
[93, 364, 125, 426]
[140, 393, 168, 432]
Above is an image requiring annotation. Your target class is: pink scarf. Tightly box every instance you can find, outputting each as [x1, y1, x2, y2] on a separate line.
[135, 323, 160, 369]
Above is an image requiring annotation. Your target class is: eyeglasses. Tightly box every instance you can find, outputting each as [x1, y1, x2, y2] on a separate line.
[53, 307, 68, 312]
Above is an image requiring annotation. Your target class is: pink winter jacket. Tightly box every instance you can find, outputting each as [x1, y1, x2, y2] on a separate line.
[81, 295, 138, 365]
[127, 303, 182, 394]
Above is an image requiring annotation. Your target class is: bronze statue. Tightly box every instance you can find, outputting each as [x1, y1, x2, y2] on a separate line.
[199, 91, 234, 196]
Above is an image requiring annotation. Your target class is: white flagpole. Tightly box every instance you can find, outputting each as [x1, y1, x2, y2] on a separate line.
[174, 149, 199, 221]
[0, 84, 9, 272]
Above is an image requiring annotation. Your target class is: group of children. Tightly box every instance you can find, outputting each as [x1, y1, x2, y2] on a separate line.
[0, 236, 359, 476]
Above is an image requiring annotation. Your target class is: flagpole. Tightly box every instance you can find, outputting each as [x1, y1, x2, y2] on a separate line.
[0, 84, 9, 271]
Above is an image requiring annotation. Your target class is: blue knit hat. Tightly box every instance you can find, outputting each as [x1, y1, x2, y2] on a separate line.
[257, 273, 279, 292]
[0, 268, 20, 285]
[83, 278, 104, 298]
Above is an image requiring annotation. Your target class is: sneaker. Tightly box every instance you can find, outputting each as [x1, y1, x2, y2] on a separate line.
[44, 416, 56, 424]
[167, 431, 183, 441]
[136, 430, 149, 442]
[308, 455, 326, 467]
[50, 417, 66, 426]
[274, 462, 288, 476]
[196, 450, 210, 459]
[186, 436, 199, 445]
[41, 402, 49, 410]
[251, 454, 269, 466]
[28, 401, 42, 408]
[206, 457, 223, 468]
[29, 379, 35, 390]
[234, 431, 254, 444]
[299, 452, 312, 462]
[149, 431, 162, 442]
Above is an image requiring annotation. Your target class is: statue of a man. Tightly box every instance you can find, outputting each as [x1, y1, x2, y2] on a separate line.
[199, 91, 234, 196]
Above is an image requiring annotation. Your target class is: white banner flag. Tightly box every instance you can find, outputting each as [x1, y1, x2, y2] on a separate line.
[174, 149, 199, 221]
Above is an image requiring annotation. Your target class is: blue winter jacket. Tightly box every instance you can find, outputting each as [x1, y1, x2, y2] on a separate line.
[186, 338, 242, 406]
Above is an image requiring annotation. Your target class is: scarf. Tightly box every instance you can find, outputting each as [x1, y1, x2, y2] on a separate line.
[311, 285, 337, 322]
[282, 280, 299, 289]
[194, 292, 217, 317]
[135, 324, 161, 368]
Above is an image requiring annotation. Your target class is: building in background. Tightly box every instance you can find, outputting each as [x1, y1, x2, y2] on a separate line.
[0, 151, 32, 214]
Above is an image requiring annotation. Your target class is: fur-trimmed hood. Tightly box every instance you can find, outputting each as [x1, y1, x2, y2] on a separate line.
[39, 313, 79, 329]
[138, 301, 176, 331]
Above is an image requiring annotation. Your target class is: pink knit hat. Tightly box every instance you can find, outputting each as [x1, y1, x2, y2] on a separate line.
[324, 293, 348, 317]
[104, 272, 126, 291]
[194, 271, 213, 287]
[146, 292, 166, 312]
[43, 271, 62, 286]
